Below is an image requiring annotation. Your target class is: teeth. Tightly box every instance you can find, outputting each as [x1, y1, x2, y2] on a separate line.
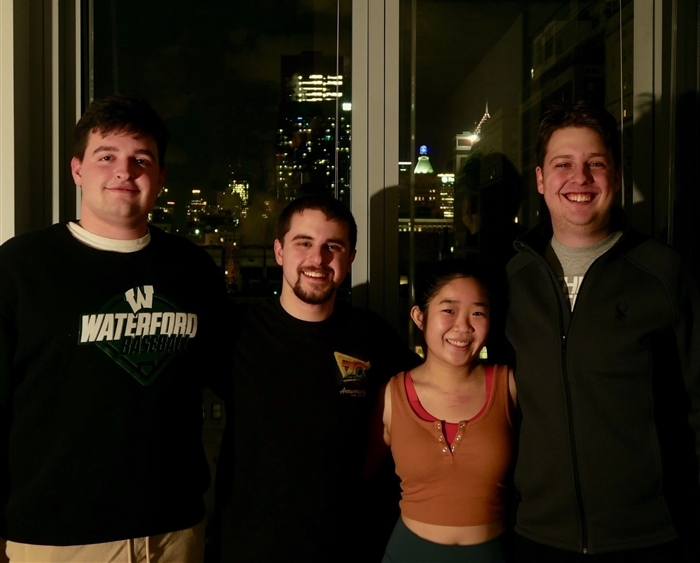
[447, 339, 468, 347]
[565, 193, 593, 202]
[303, 271, 326, 278]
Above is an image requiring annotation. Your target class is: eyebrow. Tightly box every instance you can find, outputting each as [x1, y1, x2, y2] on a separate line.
[91, 145, 156, 159]
[290, 234, 347, 247]
[548, 152, 608, 164]
[438, 298, 489, 307]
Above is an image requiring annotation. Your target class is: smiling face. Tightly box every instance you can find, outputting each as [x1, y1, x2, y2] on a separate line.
[536, 126, 620, 247]
[411, 276, 490, 370]
[274, 209, 356, 320]
[71, 129, 165, 239]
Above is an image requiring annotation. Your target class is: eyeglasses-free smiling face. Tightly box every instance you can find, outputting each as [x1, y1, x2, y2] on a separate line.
[411, 276, 490, 370]
[274, 209, 356, 313]
[536, 126, 620, 247]
[71, 130, 165, 239]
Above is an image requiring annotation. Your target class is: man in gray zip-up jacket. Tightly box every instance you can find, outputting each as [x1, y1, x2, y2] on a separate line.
[506, 101, 700, 562]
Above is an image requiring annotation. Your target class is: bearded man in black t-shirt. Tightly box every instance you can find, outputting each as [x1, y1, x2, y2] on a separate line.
[212, 195, 419, 562]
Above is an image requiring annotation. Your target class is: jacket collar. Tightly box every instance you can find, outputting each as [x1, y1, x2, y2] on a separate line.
[515, 206, 632, 256]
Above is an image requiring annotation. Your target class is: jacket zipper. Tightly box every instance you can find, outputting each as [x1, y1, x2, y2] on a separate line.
[563, 238, 624, 555]
[514, 226, 629, 555]
[559, 330, 588, 554]
[516, 240, 595, 553]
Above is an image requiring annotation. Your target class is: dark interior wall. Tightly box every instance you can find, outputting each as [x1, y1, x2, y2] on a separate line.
[670, 0, 700, 282]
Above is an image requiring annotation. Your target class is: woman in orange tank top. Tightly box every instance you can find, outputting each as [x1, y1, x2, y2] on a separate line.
[369, 260, 517, 562]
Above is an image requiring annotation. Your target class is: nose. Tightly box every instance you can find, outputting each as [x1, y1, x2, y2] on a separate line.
[115, 158, 136, 180]
[571, 163, 593, 185]
[455, 313, 475, 333]
[307, 245, 326, 266]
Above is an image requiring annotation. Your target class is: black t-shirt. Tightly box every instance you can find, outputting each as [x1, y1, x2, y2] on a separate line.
[214, 298, 419, 562]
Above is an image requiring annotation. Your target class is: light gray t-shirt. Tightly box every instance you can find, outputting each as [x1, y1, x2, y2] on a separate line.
[545, 231, 622, 310]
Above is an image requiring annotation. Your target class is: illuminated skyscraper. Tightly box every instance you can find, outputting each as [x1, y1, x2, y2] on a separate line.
[218, 179, 249, 222]
[149, 187, 176, 233]
[186, 189, 207, 222]
[414, 145, 435, 175]
[438, 174, 455, 219]
[276, 52, 351, 205]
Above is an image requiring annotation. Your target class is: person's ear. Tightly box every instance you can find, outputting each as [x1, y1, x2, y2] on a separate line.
[410, 306, 424, 331]
[273, 239, 284, 266]
[71, 157, 83, 186]
[536, 166, 544, 195]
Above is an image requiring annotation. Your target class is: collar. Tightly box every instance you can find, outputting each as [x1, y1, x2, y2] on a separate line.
[514, 206, 632, 256]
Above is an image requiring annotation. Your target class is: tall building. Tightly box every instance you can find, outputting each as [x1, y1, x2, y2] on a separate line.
[149, 187, 175, 233]
[276, 51, 351, 205]
[454, 131, 478, 175]
[185, 189, 208, 223]
[437, 174, 455, 219]
[400, 145, 451, 221]
[218, 178, 249, 223]
[399, 146, 454, 275]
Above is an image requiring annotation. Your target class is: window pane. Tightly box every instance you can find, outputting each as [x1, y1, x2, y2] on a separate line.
[399, 0, 633, 353]
[91, 1, 352, 298]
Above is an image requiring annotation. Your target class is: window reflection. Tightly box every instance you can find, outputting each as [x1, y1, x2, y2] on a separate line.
[399, 0, 633, 350]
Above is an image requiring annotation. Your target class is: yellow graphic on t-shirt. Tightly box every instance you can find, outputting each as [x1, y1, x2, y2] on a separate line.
[334, 352, 371, 382]
[335, 352, 370, 398]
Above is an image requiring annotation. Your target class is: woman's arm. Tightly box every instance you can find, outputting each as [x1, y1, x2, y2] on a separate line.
[508, 367, 517, 408]
[363, 379, 393, 477]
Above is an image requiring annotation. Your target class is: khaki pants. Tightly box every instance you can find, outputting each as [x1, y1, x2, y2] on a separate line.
[4, 518, 205, 563]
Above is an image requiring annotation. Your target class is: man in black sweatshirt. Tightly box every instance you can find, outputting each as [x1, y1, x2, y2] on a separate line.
[1, 95, 225, 562]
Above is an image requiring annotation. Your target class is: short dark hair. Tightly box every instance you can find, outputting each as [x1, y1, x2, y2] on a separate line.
[414, 259, 490, 313]
[73, 94, 169, 170]
[537, 100, 620, 169]
[275, 194, 358, 251]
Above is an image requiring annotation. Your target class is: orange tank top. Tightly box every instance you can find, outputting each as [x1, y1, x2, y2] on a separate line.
[388, 365, 514, 527]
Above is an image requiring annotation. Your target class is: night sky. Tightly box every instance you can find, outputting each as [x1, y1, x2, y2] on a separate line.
[93, 0, 351, 210]
[90, 1, 579, 207]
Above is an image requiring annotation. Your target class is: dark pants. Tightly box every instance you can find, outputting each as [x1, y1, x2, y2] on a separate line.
[512, 534, 688, 563]
[382, 517, 506, 563]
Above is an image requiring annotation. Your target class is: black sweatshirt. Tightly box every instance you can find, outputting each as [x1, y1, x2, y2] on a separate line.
[0, 223, 226, 544]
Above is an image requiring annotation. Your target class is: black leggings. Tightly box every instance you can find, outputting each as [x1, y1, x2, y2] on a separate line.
[381, 517, 506, 563]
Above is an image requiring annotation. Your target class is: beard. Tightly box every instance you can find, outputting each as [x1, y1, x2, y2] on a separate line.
[291, 269, 337, 305]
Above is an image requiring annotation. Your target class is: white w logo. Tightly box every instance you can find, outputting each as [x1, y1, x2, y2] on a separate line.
[125, 285, 154, 313]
